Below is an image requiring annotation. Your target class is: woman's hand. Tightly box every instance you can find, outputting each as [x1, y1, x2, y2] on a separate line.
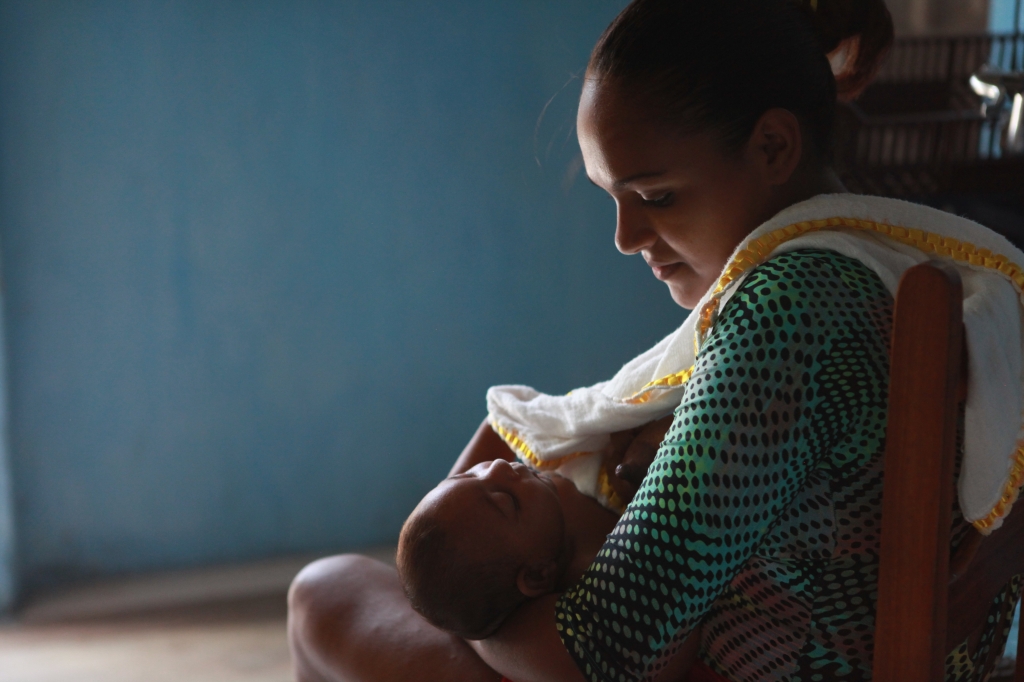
[604, 414, 674, 505]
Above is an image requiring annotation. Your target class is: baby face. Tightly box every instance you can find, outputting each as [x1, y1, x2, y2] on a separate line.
[419, 459, 567, 571]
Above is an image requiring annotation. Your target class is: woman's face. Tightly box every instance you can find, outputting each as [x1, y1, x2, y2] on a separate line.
[577, 79, 781, 309]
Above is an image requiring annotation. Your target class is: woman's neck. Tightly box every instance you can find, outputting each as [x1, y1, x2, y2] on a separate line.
[770, 164, 847, 218]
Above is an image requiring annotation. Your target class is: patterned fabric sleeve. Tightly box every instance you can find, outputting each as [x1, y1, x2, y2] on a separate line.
[555, 250, 893, 682]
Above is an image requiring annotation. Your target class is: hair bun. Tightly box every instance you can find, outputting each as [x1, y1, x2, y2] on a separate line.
[797, 0, 895, 100]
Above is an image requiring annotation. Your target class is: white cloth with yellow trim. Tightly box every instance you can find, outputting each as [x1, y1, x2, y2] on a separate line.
[527, 448, 625, 513]
[487, 193, 1024, 533]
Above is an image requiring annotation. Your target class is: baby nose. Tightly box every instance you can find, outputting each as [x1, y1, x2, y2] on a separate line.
[485, 458, 520, 479]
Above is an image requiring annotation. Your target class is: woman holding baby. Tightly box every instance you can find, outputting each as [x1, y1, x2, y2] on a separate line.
[288, 1, 1024, 681]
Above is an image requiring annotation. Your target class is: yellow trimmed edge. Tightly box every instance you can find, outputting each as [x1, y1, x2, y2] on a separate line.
[972, 444, 1024, 532]
[635, 215, 1024, 532]
[496, 217, 1024, 530]
[622, 366, 696, 405]
[492, 421, 625, 513]
[490, 420, 591, 471]
[597, 466, 627, 515]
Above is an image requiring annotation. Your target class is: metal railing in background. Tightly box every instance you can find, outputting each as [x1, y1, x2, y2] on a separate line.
[837, 28, 1024, 198]
[873, 34, 1023, 84]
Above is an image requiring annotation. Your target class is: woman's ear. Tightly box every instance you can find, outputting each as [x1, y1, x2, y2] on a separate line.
[746, 108, 804, 188]
[516, 561, 560, 598]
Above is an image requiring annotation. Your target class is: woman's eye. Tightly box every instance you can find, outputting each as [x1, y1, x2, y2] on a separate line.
[641, 192, 674, 208]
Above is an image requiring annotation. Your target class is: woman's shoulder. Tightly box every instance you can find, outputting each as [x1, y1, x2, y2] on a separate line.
[729, 248, 893, 312]
[704, 247, 894, 362]
[753, 247, 886, 286]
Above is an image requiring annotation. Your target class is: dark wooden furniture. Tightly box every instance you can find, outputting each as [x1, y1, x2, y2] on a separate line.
[872, 262, 1024, 682]
[837, 33, 1024, 199]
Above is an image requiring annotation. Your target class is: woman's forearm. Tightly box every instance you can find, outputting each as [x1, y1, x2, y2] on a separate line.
[470, 595, 586, 682]
[448, 418, 516, 477]
[472, 594, 700, 682]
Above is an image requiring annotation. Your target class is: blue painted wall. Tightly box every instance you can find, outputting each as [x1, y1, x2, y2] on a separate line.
[0, 0, 684, 594]
[0, 292, 14, 609]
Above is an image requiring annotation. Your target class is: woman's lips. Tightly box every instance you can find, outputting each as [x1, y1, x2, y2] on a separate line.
[650, 262, 681, 281]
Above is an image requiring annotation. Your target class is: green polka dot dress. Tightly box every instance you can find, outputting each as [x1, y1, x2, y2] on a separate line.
[555, 250, 1020, 682]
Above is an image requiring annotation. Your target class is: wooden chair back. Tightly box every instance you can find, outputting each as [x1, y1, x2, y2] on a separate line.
[872, 261, 1024, 682]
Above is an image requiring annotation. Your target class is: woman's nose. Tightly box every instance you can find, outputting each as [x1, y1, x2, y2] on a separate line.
[614, 202, 657, 255]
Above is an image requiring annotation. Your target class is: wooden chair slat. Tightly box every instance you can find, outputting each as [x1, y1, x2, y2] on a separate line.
[873, 262, 964, 682]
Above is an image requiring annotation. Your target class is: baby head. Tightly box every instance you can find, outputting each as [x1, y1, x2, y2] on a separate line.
[397, 458, 570, 640]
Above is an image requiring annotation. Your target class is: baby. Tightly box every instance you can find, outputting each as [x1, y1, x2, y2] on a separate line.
[397, 458, 617, 640]
[396, 417, 672, 640]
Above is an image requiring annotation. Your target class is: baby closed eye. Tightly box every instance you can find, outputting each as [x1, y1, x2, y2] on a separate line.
[493, 490, 518, 517]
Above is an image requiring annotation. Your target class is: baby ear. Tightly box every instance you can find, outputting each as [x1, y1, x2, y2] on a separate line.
[516, 561, 559, 598]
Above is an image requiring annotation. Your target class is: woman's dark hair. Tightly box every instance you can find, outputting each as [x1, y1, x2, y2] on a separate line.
[587, 0, 894, 161]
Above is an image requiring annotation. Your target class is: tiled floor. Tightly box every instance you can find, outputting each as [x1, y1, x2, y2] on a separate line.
[0, 548, 396, 682]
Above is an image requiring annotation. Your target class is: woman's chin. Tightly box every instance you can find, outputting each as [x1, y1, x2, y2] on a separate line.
[667, 282, 701, 310]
